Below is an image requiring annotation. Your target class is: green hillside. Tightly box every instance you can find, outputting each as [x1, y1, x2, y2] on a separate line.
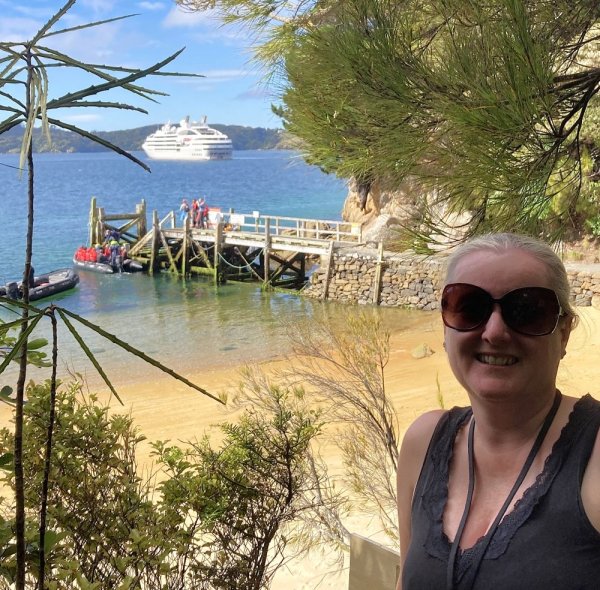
[0, 122, 289, 153]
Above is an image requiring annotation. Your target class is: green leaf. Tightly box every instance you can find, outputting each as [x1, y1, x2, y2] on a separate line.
[26, 338, 47, 350]
[42, 13, 139, 40]
[56, 309, 124, 406]
[43, 530, 67, 554]
[0, 312, 44, 375]
[0, 453, 13, 470]
[45, 48, 187, 110]
[0, 387, 15, 407]
[45, 117, 151, 172]
[0, 543, 17, 558]
[29, 0, 78, 46]
[0, 296, 46, 314]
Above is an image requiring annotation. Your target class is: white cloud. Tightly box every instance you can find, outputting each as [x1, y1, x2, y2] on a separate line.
[6, 5, 54, 19]
[203, 69, 250, 81]
[0, 17, 42, 42]
[138, 1, 166, 11]
[80, 0, 118, 14]
[163, 6, 218, 28]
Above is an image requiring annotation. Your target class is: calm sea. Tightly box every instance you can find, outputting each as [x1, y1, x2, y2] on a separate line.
[0, 150, 423, 386]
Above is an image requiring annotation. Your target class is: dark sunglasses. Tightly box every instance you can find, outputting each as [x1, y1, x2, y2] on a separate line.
[441, 283, 564, 336]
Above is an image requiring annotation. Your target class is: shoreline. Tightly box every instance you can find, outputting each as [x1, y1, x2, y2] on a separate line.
[110, 305, 600, 451]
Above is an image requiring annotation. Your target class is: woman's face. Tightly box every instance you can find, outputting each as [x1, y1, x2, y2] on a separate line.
[444, 248, 572, 407]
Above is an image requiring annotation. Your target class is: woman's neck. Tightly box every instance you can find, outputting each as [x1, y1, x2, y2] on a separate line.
[469, 390, 560, 448]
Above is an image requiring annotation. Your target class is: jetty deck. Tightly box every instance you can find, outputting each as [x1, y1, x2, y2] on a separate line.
[88, 199, 363, 289]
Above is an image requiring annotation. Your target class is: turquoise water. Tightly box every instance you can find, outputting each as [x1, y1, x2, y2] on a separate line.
[0, 150, 347, 282]
[0, 150, 422, 385]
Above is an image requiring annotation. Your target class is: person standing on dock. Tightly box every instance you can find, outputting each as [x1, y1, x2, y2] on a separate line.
[179, 198, 190, 225]
[191, 198, 199, 228]
[198, 197, 208, 228]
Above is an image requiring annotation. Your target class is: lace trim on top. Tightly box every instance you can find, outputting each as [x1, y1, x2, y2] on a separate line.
[421, 394, 599, 582]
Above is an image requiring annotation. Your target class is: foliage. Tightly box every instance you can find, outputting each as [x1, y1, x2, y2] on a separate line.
[286, 312, 400, 543]
[180, 0, 600, 244]
[0, 319, 50, 373]
[153, 370, 345, 590]
[0, 380, 160, 589]
[281, 0, 600, 244]
[0, 375, 338, 590]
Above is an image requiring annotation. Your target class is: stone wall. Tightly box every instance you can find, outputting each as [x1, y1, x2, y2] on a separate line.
[303, 248, 600, 309]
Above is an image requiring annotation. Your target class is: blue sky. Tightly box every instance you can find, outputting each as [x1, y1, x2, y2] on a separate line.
[0, 0, 282, 131]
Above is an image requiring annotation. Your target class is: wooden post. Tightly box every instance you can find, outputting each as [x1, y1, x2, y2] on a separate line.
[136, 200, 147, 238]
[182, 214, 190, 277]
[97, 207, 106, 245]
[159, 232, 178, 274]
[214, 222, 223, 285]
[149, 210, 160, 275]
[372, 241, 385, 305]
[88, 197, 97, 246]
[299, 253, 306, 288]
[321, 241, 335, 300]
[263, 217, 271, 289]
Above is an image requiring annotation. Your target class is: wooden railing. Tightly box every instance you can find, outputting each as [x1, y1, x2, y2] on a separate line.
[130, 210, 363, 258]
[129, 211, 175, 256]
[215, 210, 362, 243]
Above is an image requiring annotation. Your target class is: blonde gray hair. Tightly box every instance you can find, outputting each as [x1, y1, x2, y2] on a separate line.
[444, 233, 577, 320]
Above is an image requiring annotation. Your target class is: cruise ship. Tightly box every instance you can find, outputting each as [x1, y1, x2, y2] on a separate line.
[141, 116, 233, 161]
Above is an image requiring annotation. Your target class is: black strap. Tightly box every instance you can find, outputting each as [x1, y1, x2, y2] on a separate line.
[446, 391, 562, 590]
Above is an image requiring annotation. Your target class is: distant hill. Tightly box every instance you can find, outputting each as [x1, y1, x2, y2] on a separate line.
[0, 122, 290, 153]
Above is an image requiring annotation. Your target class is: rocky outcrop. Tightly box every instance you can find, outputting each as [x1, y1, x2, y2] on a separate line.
[341, 178, 425, 244]
[341, 178, 469, 246]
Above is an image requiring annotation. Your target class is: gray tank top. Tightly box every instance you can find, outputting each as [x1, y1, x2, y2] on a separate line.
[402, 395, 600, 590]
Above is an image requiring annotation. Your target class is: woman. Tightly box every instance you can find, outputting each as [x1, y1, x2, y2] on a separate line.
[397, 233, 600, 589]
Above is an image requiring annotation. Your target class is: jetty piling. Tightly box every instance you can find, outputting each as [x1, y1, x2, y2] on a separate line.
[89, 199, 363, 289]
[88, 197, 147, 247]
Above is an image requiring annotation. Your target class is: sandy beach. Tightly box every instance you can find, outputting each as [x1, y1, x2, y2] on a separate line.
[109, 305, 600, 461]
[98, 305, 600, 589]
[2, 305, 599, 589]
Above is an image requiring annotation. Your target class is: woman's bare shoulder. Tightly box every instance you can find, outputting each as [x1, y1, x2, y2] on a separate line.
[398, 409, 447, 482]
[402, 409, 447, 451]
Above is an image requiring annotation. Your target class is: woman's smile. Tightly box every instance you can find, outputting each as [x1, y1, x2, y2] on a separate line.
[476, 353, 518, 366]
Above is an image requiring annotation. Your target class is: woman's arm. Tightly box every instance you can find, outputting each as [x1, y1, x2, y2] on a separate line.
[396, 410, 445, 590]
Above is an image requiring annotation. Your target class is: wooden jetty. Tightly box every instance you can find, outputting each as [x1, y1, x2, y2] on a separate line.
[88, 199, 363, 289]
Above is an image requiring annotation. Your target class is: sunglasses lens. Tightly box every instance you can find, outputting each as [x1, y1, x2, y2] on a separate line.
[442, 284, 491, 331]
[442, 284, 562, 336]
[501, 287, 560, 336]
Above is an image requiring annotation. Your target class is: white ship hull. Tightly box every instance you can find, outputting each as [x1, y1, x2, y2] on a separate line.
[142, 146, 232, 161]
[142, 116, 233, 162]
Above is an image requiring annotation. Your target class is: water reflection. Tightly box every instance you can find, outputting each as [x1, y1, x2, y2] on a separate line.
[0, 271, 433, 388]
